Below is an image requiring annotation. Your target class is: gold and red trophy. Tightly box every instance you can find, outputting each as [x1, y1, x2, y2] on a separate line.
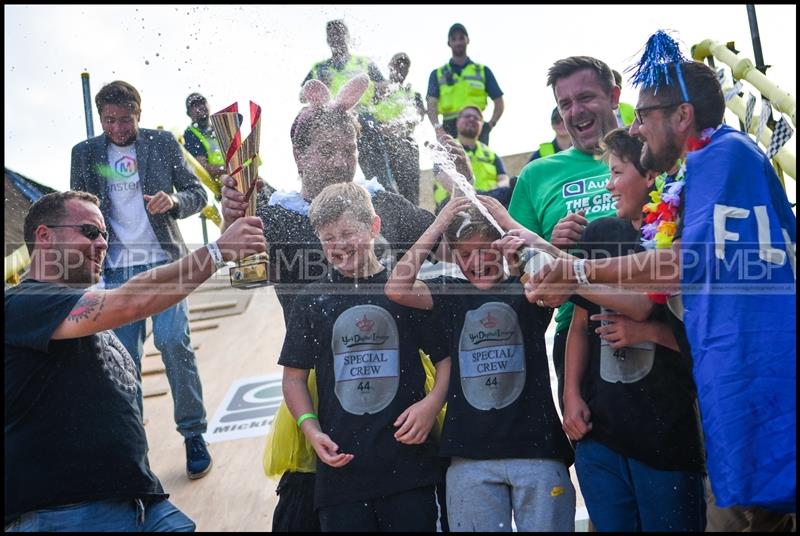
[211, 101, 271, 289]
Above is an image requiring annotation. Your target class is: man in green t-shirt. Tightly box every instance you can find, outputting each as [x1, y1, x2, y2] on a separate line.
[508, 56, 622, 411]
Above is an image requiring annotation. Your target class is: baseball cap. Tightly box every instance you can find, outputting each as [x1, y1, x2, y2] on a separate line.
[448, 23, 468, 39]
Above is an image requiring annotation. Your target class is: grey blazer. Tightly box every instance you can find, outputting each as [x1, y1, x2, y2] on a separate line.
[70, 128, 208, 261]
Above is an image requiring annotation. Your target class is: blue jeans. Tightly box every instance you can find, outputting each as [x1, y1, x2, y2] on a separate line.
[104, 262, 207, 438]
[575, 438, 705, 532]
[5, 498, 195, 532]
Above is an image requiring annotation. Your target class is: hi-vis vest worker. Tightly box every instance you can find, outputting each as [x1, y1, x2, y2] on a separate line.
[186, 126, 224, 167]
[373, 85, 416, 123]
[436, 62, 487, 120]
[311, 55, 376, 110]
[434, 141, 498, 206]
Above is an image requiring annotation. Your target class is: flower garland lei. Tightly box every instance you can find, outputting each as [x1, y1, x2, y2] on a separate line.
[640, 127, 716, 302]
[640, 166, 685, 250]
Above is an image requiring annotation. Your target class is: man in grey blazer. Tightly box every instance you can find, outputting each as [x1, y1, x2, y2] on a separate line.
[71, 80, 213, 480]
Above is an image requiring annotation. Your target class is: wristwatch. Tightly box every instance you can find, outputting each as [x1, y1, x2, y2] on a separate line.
[573, 258, 591, 286]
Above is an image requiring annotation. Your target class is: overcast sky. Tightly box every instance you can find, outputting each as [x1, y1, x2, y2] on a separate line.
[5, 4, 796, 245]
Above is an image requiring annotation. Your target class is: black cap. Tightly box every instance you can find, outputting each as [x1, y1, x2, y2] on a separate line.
[550, 106, 563, 124]
[186, 92, 206, 111]
[448, 23, 468, 39]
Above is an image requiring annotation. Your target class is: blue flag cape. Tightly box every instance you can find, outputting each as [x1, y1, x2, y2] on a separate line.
[681, 125, 796, 512]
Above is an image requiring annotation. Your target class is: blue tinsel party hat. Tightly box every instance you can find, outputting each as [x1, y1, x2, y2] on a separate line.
[626, 30, 690, 100]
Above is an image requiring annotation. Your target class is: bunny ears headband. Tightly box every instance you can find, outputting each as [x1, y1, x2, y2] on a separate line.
[290, 74, 369, 140]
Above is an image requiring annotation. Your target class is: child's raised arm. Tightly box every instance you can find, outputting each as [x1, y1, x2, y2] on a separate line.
[385, 195, 472, 310]
[283, 366, 353, 468]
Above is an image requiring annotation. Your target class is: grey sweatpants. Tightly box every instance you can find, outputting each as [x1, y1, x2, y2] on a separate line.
[446, 457, 575, 532]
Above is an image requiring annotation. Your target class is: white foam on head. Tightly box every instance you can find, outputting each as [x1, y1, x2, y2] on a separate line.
[426, 140, 505, 236]
[455, 211, 471, 239]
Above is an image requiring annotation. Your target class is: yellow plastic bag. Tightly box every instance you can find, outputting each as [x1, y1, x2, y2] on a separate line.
[262, 370, 318, 479]
[419, 349, 447, 441]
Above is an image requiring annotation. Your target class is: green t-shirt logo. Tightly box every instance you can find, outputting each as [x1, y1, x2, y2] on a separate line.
[563, 180, 585, 197]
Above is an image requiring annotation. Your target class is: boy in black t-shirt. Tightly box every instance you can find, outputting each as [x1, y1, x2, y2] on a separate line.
[561, 129, 705, 531]
[279, 183, 450, 532]
[386, 197, 576, 532]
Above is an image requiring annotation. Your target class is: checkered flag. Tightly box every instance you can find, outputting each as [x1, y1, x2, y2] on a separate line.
[756, 97, 771, 142]
[745, 94, 756, 133]
[766, 117, 793, 159]
[724, 81, 743, 102]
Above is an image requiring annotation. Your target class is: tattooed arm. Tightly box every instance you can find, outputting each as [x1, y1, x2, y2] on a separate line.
[51, 216, 265, 340]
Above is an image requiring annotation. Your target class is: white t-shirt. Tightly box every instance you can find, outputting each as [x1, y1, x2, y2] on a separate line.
[105, 143, 168, 268]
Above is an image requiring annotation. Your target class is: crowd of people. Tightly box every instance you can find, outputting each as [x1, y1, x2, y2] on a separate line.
[4, 20, 796, 534]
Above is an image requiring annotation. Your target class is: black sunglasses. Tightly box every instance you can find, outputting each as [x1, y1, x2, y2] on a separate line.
[46, 224, 109, 241]
[634, 103, 680, 124]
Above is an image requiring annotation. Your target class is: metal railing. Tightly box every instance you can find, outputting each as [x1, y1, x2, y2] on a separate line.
[692, 39, 796, 182]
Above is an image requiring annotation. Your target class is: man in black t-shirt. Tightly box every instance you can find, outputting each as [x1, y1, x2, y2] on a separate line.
[4, 190, 264, 531]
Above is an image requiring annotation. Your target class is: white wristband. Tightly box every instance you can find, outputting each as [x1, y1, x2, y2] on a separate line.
[573, 258, 590, 286]
[206, 241, 227, 270]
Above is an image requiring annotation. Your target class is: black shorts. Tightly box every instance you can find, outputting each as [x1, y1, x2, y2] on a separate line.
[318, 485, 437, 532]
[272, 471, 319, 532]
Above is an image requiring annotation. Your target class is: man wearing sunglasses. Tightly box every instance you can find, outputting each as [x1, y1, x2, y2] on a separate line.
[70, 80, 215, 480]
[5, 191, 265, 531]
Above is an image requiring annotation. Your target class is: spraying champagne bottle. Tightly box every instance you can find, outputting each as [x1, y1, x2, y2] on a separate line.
[518, 247, 555, 284]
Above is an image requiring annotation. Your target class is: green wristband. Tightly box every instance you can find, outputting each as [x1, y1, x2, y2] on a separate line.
[296, 413, 318, 427]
